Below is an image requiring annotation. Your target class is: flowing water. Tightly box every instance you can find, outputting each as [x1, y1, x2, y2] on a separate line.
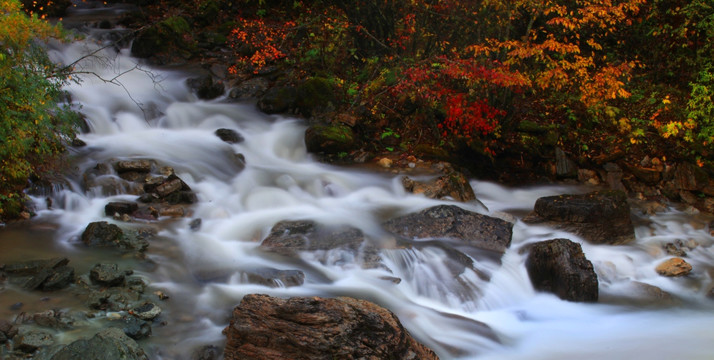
[2, 4, 714, 359]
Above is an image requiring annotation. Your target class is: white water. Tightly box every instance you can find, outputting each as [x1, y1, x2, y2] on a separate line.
[15, 12, 714, 360]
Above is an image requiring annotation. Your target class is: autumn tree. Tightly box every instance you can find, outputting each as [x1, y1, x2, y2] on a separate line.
[0, 0, 79, 219]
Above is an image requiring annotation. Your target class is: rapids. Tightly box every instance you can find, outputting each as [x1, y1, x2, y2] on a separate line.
[2, 4, 714, 359]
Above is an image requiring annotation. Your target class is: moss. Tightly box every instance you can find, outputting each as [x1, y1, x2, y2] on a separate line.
[305, 124, 356, 154]
[296, 77, 336, 117]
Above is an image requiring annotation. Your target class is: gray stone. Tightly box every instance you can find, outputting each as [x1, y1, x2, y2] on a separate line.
[14, 330, 54, 353]
[50, 327, 147, 360]
[112, 315, 151, 340]
[243, 268, 305, 287]
[114, 160, 153, 173]
[215, 128, 244, 144]
[383, 205, 513, 254]
[41, 266, 75, 291]
[90, 263, 126, 287]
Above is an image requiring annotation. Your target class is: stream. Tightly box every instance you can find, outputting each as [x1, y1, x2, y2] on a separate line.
[2, 3, 714, 359]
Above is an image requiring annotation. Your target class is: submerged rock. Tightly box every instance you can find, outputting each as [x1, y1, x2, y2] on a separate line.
[14, 330, 54, 353]
[260, 220, 382, 269]
[112, 315, 152, 340]
[383, 205, 513, 254]
[90, 263, 126, 287]
[525, 238, 598, 302]
[5, 258, 75, 291]
[50, 327, 147, 360]
[223, 294, 439, 360]
[242, 268, 305, 288]
[524, 190, 635, 245]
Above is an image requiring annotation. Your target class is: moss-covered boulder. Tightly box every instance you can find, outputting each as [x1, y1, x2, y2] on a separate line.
[305, 124, 356, 155]
[257, 86, 298, 114]
[296, 77, 336, 117]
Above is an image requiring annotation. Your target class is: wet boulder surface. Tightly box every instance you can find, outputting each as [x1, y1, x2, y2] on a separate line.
[223, 294, 439, 360]
[524, 190, 635, 245]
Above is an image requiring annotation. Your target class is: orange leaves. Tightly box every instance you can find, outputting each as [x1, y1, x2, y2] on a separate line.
[228, 18, 294, 73]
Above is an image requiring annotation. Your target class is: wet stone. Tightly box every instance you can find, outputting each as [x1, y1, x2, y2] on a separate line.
[50, 327, 148, 360]
[130, 302, 161, 321]
[243, 268, 305, 287]
[105, 202, 139, 217]
[115, 160, 153, 173]
[5, 257, 69, 276]
[192, 345, 220, 360]
[113, 315, 152, 340]
[189, 218, 202, 231]
[41, 266, 75, 291]
[90, 263, 126, 287]
[215, 128, 244, 144]
[14, 330, 54, 353]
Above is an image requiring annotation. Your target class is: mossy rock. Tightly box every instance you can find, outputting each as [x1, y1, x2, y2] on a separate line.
[131, 16, 193, 59]
[258, 86, 298, 114]
[296, 77, 336, 117]
[413, 144, 450, 161]
[305, 124, 356, 154]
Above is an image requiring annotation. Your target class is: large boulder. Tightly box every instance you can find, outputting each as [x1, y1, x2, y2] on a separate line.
[223, 294, 439, 360]
[80, 222, 149, 252]
[525, 238, 598, 302]
[260, 220, 382, 269]
[304, 124, 356, 155]
[383, 205, 513, 254]
[50, 327, 147, 360]
[523, 190, 635, 245]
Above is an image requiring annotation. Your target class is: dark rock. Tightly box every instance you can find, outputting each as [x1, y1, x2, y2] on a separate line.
[72, 138, 87, 147]
[90, 263, 126, 287]
[215, 128, 244, 144]
[41, 266, 75, 291]
[0, 330, 6, 344]
[243, 268, 305, 287]
[112, 315, 152, 340]
[260, 221, 382, 268]
[105, 202, 139, 217]
[81, 222, 148, 251]
[189, 218, 202, 231]
[223, 294, 439, 360]
[229, 77, 270, 100]
[81, 221, 124, 247]
[50, 327, 148, 360]
[87, 287, 142, 311]
[0, 319, 18, 339]
[525, 238, 598, 302]
[555, 147, 578, 178]
[383, 205, 513, 254]
[130, 302, 162, 321]
[627, 164, 662, 185]
[523, 190, 635, 245]
[5, 258, 69, 276]
[114, 160, 153, 173]
[257, 86, 298, 114]
[673, 162, 710, 191]
[304, 124, 356, 155]
[14, 330, 54, 353]
[155, 178, 184, 197]
[163, 190, 199, 205]
[187, 75, 225, 100]
[295, 77, 335, 117]
[402, 171, 476, 202]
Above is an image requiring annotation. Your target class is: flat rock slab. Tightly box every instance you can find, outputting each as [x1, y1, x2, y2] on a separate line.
[50, 327, 147, 360]
[223, 294, 439, 360]
[383, 205, 513, 254]
[524, 190, 635, 245]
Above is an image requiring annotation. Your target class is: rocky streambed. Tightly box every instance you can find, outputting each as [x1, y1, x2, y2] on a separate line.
[2, 1, 714, 359]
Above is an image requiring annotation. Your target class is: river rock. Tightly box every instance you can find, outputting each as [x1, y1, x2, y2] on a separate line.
[5, 257, 69, 276]
[383, 205, 513, 254]
[215, 128, 244, 144]
[223, 294, 439, 360]
[260, 220, 382, 268]
[523, 190, 635, 245]
[41, 266, 75, 291]
[402, 170, 476, 202]
[50, 327, 148, 360]
[525, 238, 598, 302]
[112, 315, 152, 340]
[105, 202, 139, 217]
[655, 257, 692, 277]
[130, 302, 162, 321]
[81, 222, 149, 251]
[90, 263, 126, 287]
[0, 319, 18, 339]
[187, 75, 225, 100]
[14, 330, 54, 353]
[257, 86, 298, 114]
[192, 345, 221, 360]
[304, 124, 356, 155]
[229, 77, 270, 100]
